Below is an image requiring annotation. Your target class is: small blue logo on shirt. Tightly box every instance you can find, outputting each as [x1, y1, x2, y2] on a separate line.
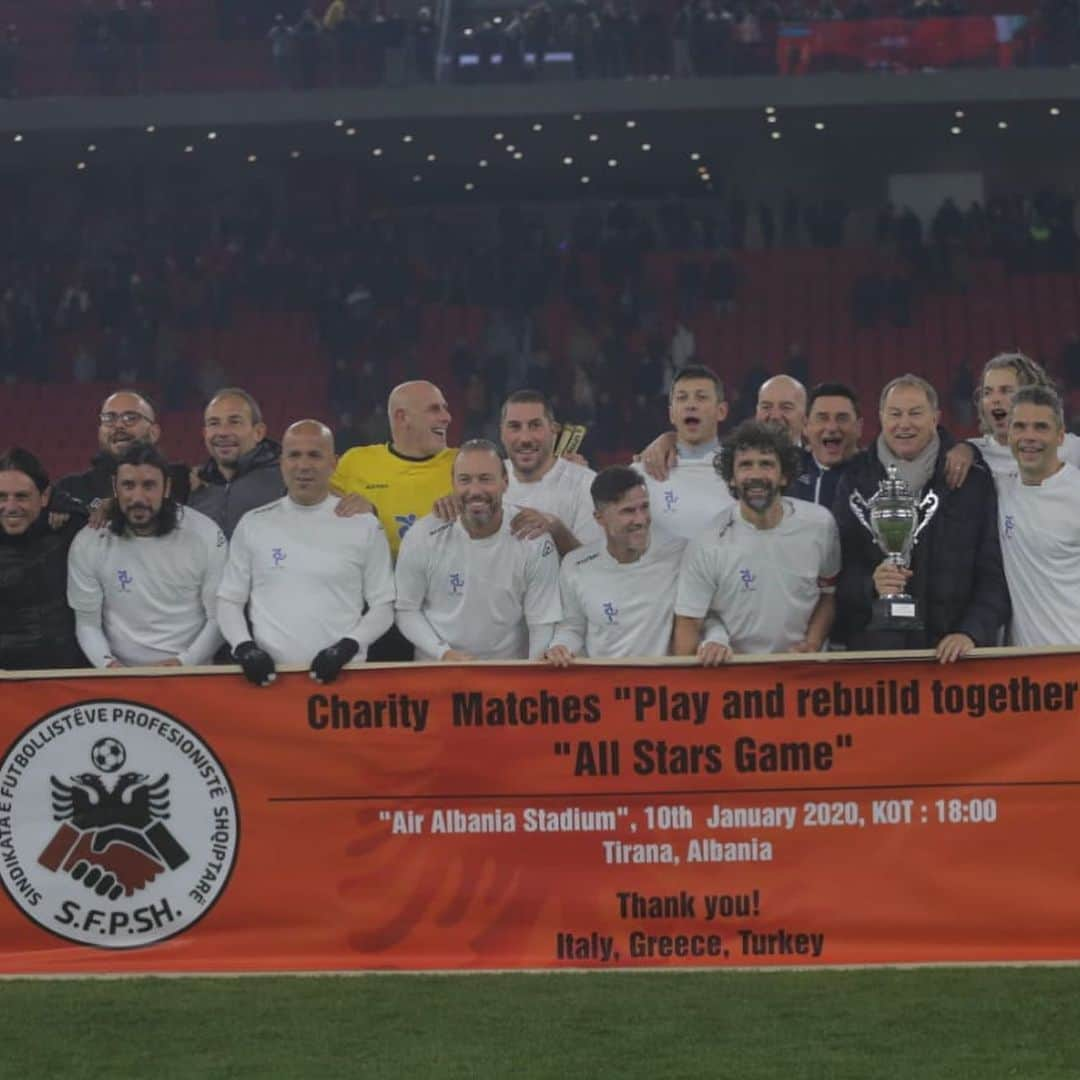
[602, 601, 619, 624]
[116, 570, 133, 592]
[396, 514, 417, 540]
[739, 568, 757, 591]
[1003, 514, 1015, 540]
[449, 572, 465, 595]
[272, 548, 286, 568]
[663, 490, 679, 512]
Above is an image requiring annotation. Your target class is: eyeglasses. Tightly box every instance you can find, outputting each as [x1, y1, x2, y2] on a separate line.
[99, 411, 152, 427]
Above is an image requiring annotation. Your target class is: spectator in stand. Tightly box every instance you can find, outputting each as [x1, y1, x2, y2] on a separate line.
[413, 6, 437, 81]
[67, 445, 226, 669]
[75, 0, 103, 79]
[832, 374, 1009, 660]
[133, 0, 162, 90]
[564, 0, 598, 79]
[0, 25, 20, 98]
[292, 7, 324, 89]
[0, 449, 87, 670]
[268, 13, 294, 86]
[51, 390, 191, 522]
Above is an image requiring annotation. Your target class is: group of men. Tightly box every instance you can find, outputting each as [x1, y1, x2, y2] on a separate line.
[0, 348, 1076, 681]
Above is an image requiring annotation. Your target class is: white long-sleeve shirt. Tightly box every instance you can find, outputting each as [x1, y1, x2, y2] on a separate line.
[217, 494, 395, 664]
[394, 512, 561, 660]
[550, 532, 686, 658]
[67, 507, 227, 667]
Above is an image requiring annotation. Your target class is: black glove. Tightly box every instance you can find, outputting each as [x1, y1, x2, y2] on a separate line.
[234, 641, 276, 687]
[310, 638, 360, 684]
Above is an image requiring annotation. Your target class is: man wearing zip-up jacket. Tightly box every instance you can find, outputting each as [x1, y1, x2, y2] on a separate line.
[790, 382, 862, 508]
[189, 389, 284, 539]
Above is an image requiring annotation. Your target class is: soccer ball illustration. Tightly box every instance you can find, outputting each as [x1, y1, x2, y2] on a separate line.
[90, 737, 127, 773]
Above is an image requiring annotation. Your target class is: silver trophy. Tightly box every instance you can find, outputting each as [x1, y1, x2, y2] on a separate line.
[849, 465, 939, 630]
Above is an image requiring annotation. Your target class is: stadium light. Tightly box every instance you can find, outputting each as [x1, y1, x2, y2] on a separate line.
[641, 143, 651, 151]
[997, 121, 1008, 130]
[951, 126, 962, 135]
[207, 132, 218, 140]
[465, 182, 475, 191]
[771, 131, 782, 140]
[347, 128, 357, 136]
[372, 148, 383, 156]
[532, 123, 543, 131]
[625, 120, 637, 128]
[589, 133, 599, 142]
[1050, 107, 1062, 116]
[608, 159, 618, 167]
[402, 134, 414, 143]
[427, 153, 437, 162]
[145, 125, 155, 133]
[814, 122, 825, 131]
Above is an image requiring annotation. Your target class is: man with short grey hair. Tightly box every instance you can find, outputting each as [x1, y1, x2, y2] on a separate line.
[997, 384, 1080, 646]
[832, 373, 1009, 662]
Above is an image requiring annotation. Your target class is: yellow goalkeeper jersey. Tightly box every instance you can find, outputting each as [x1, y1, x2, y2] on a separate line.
[331, 443, 456, 557]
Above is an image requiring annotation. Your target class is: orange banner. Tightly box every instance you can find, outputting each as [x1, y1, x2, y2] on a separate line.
[2, 652, 1079, 973]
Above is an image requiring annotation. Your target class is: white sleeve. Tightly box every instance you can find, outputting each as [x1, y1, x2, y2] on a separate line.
[701, 615, 732, 648]
[674, 540, 716, 619]
[74, 609, 114, 668]
[344, 522, 396, 648]
[524, 539, 562, 628]
[528, 623, 556, 659]
[217, 596, 252, 652]
[395, 609, 450, 659]
[217, 517, 253, 606]
[570, 475, 604, 546]
[549, 564, 587, 655]
[66, 528, 103, 615]
[393, 531, 449, 657]
[818, 515, 842, 594]
[178, 525, 228, 666]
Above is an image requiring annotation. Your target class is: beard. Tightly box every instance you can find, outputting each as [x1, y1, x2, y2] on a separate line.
[737, 481, 778, 513]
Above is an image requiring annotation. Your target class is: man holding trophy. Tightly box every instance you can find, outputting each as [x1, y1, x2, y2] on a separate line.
[832, 374, 1010, 662]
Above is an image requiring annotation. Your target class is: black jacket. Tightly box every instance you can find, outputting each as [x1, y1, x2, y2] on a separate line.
[188, 439, 285, 539]
[51, 451, 191, 517]
[791, 448, 852, 508]
[831, 435, 1010, 650]
[0, 515, 87, 670]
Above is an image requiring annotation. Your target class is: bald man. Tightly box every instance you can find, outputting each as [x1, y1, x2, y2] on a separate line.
[330, 380, 455, 558]
[218, 420, 396, 686]
[755, 375, 807, 446]
[51, 388, 191, 520]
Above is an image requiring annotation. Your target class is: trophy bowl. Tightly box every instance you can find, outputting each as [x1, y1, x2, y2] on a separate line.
[850, 466, 938, 631]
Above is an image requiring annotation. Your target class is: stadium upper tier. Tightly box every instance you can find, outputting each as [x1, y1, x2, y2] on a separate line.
[4, 248, 1077, 479]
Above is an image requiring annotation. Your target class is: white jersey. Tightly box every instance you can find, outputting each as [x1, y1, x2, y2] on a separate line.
[632, 443, 736, 542]
[551, 532, 687, 658]
[394, 512, 562, 660]
[997, 464, 1080, 646]
[675, 498, 841, 654]
[970, 432, 1080, 477]
[506, 457, 603, 546]
[217, 495, 395, 664]
[67, 506, 227, 667]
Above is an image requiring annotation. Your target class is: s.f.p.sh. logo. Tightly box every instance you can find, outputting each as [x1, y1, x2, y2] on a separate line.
[0, 701, 239, 949]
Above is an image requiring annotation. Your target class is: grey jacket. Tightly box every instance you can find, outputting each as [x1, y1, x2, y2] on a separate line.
[189, 439, 285, 538]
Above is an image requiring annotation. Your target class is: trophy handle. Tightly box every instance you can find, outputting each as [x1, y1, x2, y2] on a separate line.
[849, 490, 871, 531]
[912, 490, 940, 544]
